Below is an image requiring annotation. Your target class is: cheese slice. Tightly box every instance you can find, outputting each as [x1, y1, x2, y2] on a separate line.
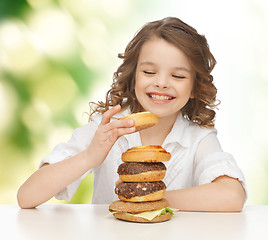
[109, 207, 179, 221]
[128, 208, 166, 221]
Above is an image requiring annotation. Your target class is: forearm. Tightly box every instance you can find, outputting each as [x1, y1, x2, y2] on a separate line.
[165, 176, 246, 212]
[17, 147, 97, 209]
[17, 106, 135, 209]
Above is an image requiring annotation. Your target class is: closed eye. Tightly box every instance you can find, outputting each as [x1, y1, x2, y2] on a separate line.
[172, 75, 185, 79]
[144, 71, 156, 75]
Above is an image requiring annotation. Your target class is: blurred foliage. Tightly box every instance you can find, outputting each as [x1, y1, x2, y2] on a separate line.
[0, 0, 159, 204]
[0, 0, 30, 20]
[0, 0, 94, 204]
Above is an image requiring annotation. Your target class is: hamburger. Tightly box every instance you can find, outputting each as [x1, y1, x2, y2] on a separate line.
[109, 199, 174, 223]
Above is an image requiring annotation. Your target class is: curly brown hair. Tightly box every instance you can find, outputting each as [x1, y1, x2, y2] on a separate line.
[89, 17, 219, 127]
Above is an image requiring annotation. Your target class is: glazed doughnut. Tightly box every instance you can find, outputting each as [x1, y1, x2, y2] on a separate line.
[120, 112, 158, 131]
[115, 181, 166, 202]
[122, 145, 171, 163]
[117, 162, 166, 182]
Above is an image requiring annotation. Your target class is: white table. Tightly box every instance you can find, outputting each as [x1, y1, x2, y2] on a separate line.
[0, 204, 267, 240]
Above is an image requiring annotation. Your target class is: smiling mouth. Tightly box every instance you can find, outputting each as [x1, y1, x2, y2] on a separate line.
[147, 93, 175, 101]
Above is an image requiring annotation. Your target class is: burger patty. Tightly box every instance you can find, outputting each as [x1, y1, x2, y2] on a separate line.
[115, 181, 166, 199]
[117, 162, 166, 175]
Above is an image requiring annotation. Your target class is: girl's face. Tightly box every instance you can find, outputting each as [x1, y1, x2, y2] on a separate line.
[135, 37, 194, 119]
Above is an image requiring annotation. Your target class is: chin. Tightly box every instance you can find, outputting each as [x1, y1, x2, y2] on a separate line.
[150, 111, 179, 120]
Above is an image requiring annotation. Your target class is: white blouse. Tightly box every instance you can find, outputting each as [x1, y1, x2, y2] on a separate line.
[40, 109, 246, 204]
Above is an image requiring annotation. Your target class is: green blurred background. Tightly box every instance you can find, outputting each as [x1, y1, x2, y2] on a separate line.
[0, 0, 267, 205]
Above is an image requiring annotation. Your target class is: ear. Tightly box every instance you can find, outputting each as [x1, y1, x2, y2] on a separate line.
[190, 91, 194, 99]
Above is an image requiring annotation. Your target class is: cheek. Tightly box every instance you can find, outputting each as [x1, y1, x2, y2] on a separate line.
[135, 74, 146, 91]
[189, 81, 195, 98]
[134, 73, 139, 93]
[184, 78, 194, 97]
[134, 72, 139, 88]
[175, 82, 194, 100]
[187, 83, 194, 96]
[134, 77, 142, 99]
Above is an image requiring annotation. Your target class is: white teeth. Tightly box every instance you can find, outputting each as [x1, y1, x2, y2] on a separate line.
[149, 94, 172, 101]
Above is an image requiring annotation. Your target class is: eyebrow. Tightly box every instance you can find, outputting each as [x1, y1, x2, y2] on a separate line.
[174, 66, 191, 72]
[140, 61, 191, 72]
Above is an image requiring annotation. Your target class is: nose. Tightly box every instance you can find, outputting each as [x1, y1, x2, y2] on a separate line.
[154, 74, 169, 89]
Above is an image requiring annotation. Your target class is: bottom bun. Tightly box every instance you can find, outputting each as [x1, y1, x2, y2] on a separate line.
[113, 212, 172, 223]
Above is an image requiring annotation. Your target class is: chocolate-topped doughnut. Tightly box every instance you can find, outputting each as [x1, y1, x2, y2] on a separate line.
[117, 162, 166, 182]
[115, 181, 166, 202]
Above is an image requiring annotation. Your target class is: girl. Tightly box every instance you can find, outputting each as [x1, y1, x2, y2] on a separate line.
[17, 17, 246, 211]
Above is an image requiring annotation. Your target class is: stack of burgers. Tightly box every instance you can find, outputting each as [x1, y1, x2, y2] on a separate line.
[109, 145, 174, 223]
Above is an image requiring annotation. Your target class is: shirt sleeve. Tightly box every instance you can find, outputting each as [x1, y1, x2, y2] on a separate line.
[193, 132, 247, 194]
[39, 120, 98, 201]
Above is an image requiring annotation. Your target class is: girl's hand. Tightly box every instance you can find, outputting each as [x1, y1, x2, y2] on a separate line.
[87, 105, 135, 166]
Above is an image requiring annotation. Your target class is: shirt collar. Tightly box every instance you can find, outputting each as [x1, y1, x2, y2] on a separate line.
[162, 112, 191, 148]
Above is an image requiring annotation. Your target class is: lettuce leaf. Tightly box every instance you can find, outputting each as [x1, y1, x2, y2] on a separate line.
[159, 207, 174, 216]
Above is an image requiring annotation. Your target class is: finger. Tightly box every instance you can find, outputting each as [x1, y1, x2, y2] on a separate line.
[103, 125, 135, 148]
[116, 126, 136, 137]
[102, 118, 134, 133]
[106, 128, 119, 145]
[100, 105, 121, 125]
